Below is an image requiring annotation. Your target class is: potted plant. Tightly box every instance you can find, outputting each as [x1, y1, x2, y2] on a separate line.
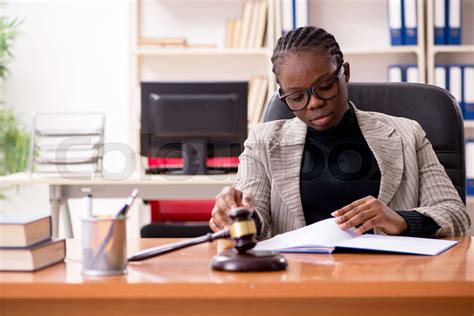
[0, 5, 28, 198]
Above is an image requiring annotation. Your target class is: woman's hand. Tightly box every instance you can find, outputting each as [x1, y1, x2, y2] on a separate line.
[331, 196, 408, 235]
[209, 186, 255, 232]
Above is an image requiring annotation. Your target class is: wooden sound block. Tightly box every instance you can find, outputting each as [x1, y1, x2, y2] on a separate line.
[211, 249, 288, 272]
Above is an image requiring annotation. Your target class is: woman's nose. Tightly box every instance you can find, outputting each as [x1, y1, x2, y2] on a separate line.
[306, 92, 325, 110]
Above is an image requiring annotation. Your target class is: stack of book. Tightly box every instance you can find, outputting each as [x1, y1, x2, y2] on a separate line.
[0, 213, 65, 271]
[224, 0, 268, 49]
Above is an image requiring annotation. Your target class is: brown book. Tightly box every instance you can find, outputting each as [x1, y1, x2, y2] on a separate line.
[253, 0, 268, 48]
[138, 37, 187, 46]
[225, 19, 236, 48]
[0, 239, 66, 271]
[0, 214, 51, 247]
[252, 77, 268, 123]
[238, 1, 254, 48]
[233, 20, 242, 48]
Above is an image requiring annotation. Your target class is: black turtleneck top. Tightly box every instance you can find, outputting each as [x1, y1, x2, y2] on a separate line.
[298, 104, 440, 237]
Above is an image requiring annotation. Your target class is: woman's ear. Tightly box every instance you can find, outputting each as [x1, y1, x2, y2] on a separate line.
[343, 62, 351, 83]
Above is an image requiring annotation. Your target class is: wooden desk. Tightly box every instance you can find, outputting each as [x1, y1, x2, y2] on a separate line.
[0, 238, 473, 316]
[0, 172, 235, 237]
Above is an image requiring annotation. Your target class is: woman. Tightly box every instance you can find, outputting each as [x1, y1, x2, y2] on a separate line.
[209, 26, 470, 239]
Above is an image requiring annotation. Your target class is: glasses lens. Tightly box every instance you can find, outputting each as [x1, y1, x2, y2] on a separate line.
[285, 91, 309, 111]
[314, 79, 339, 100]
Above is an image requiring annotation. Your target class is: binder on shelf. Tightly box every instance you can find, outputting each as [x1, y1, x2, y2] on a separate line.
[433, 0, 447, 44]
[448, 65, 463, 116]
[294, 0, 309, 28]
[388, 65, 404, 82]
[252, 0, 268, 48]
[406, 65, 419, 83]
[274, 0, 282, 44]
[463, 66, 474, 120]
[281, 0, 293, 34]
[246, 1, 260, 48]
[446, 0, 461, 45]
[403, 0, 417, 45]
[388, 0, 405, 46]
[238, 1, 253, 48]
[434, 65, 448, 89]
[466, 140, 474, 196]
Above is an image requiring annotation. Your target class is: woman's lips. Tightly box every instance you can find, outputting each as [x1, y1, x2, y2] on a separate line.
[311, 113, 332, 127]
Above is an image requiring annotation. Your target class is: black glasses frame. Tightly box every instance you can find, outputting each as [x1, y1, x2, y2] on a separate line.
[279, 63, 346, 112]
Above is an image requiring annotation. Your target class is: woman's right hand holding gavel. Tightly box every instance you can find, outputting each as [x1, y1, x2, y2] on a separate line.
[209, 186, 255, 232]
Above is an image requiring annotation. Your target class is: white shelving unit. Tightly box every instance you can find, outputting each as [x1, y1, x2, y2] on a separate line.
[425, 0, 474, 218]
[286, 0, 427, 83]
[129, 0, 275, 156]
[426, 0, 474, 85]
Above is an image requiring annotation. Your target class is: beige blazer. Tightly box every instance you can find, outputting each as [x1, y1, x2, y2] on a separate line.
[234, 107, 471, 238]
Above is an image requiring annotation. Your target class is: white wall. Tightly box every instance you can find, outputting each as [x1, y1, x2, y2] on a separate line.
[1, 0, 147, 237]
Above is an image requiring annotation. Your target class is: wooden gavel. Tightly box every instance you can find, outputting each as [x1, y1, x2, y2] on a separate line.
[128, 207, 258, 262]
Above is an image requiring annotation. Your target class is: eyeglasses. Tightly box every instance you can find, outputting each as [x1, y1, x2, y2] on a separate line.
[279, 63, 345, 112]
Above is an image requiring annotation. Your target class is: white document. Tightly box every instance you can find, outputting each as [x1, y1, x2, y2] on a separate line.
[281, 0, 293, 33]
[449, 0, 461, 29]
[388, 65, 403, 82]
[388, 0, 402, 29]
[254, 218, 458, 256]
[434, 66, 447, 89]
[434, 0, 445, 29]
[449, 66, 463, 104]
[406, 65, 419, 83]
[255, 218, 358, 253]
[464, 66, 474, 108]
[295, 0, 308, 28]
[466, 142, 474, 180]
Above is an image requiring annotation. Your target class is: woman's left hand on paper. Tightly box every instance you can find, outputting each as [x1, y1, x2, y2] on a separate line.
[331, 195, 408, 235]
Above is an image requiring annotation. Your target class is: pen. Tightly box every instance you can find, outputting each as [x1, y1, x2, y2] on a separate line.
[85, 193, 93, 218]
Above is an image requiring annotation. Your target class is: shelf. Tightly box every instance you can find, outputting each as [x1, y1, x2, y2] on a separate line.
[134, 47, 270, 57]
[465, 121, 474, 129]
[343, 46, 421, 55]
[432, 45, 474, 54]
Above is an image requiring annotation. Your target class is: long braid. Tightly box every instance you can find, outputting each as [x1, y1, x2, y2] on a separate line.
[271, 26, 344, 77]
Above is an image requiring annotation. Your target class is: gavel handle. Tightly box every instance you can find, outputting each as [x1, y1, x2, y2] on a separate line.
[128, 230, 230, 262]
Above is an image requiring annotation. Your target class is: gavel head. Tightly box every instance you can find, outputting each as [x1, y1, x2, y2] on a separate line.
[228, 207, 258, 253]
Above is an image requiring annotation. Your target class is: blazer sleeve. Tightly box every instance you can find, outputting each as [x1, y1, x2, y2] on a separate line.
[411, 122, 471, 236]
[233, 127, 272, 239]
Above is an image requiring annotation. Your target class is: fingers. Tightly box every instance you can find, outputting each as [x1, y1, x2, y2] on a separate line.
[242, 192, 255, 212]
[332, 196, 380, 234]
[210, 186, 247, 231]
[211, 205, 231, 230]
[209, 218, 220, 232]
[331, 195, 374, 217]
[335, 203, 373, 229]
[354, 216, 380, 235]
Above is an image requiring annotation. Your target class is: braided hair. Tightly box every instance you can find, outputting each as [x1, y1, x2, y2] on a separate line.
[271, 26, 344, 78]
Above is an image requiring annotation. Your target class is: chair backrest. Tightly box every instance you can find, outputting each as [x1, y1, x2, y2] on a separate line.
[262, 82, 466, 203]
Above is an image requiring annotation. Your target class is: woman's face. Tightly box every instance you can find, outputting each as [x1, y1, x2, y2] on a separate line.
[277, 49, 350, 131]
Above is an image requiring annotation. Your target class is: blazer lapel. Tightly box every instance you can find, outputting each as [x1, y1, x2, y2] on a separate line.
[355, 108, 404, 205]
[268, 118, 307, 226]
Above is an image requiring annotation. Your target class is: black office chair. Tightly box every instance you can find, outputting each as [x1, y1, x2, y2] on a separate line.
[262, 82, 466, 204]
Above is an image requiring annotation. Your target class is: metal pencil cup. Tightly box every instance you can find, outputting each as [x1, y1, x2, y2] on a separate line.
[82, 217, 128, 276]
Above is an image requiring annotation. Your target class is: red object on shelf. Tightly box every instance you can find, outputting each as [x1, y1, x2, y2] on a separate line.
[147, 156, 239, 168]
[149, 200, 215, 222]
[147, 157, 236, 222]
